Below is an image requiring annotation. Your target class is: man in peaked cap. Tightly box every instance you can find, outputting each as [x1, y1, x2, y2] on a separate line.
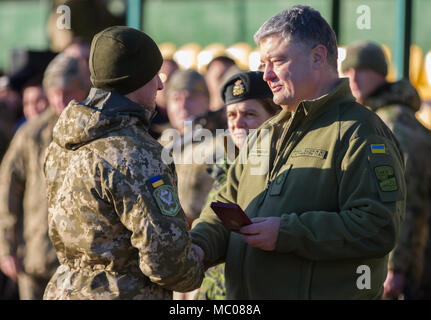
[343, 40, 431, 300]
[42, 26, 204, 300]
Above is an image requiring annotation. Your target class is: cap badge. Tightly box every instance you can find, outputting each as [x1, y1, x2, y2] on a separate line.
[232, 80, 245, 96]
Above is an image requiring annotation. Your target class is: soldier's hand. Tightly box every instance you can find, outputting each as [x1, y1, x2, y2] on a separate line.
[240, 217, 281, 251]
[383, 270, 405, 299]
[192, 244, 205, 264]
[0, 255, 22, 281]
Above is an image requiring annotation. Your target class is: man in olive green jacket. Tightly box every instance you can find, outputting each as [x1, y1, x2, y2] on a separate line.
[191, 6, 406, 299]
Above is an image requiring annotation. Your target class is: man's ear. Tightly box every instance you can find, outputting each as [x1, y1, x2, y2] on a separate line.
[310, 44, 328, 70]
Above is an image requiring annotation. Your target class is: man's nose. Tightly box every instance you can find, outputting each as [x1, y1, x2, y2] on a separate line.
[233, 114, 246, 129]
[263, 65, 276, 82]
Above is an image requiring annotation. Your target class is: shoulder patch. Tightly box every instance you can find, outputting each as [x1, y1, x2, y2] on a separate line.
[153, 184, 181, 216]
[374, 165, 398, 192]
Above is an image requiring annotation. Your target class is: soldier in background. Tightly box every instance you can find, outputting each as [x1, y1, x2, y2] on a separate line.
[21, 75, 49, 121]
[150, 59, 179, 139]
[195, 71, 280, 300]
[205, 56, 237, 112]
[342, 40, 431, 300]
[160, 69, 215, 229]
[0, 53, 90, 300]
[43, 26, 203, 299]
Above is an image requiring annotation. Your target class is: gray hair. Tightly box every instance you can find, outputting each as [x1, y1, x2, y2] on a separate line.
[254, 6, 338, 70]
[43, 53, 90, 91]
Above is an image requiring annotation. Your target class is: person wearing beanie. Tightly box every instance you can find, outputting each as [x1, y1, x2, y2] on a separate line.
[164, 69, 210, 135]
[42, 26, 204, 300]
[191, 71, 280, 301]
[0, 52, 90, 300]
[343, 40, 431, 300]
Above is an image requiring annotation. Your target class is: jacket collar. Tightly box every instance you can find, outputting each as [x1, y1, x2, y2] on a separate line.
[268, 78, 355, 126]
[83, 87, 157, 128]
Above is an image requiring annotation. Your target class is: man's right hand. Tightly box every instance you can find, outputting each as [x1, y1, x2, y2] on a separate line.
[0, 256, 22, 281]
[383, 270, 405, 299]
[191, 244, 204, 264]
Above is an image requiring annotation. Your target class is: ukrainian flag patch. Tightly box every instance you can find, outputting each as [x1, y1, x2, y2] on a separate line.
[150, 175, 164, 188]
[371, 144, 386, 154]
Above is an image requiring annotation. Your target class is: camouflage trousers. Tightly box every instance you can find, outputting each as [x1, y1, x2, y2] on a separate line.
[194, 263, 226, 300]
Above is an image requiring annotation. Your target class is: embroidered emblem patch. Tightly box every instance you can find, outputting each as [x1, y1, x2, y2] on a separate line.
[232, 80, 245, 96]
[153, 185, 181, 216]
[374, 166, 398, 192]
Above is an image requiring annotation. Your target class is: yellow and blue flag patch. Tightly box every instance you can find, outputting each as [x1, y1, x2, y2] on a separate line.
[150, 175, 164, 188]
[371, 144, 386, 154]
[150, 175, 180, 217]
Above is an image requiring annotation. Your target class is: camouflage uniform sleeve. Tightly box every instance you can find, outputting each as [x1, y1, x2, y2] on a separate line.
[388, 143, 431, 281]
[98, 156, 204, 292]
[0, 128, 27, 258]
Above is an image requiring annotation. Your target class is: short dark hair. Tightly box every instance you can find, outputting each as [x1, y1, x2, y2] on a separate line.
[254, 5, 338, 70]
[207, 56, 236, 71]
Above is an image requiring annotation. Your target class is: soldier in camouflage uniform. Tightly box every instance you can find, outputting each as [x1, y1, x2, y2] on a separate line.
[343, 40, 431, 299]
[43, 26, 204, 300]
[160, 70, 218, 228]
[195, 71, 280, 300]
[0, 53, 89, 299]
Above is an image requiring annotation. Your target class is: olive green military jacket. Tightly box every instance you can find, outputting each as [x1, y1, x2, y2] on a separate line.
[43, 88, 203, 300]
[364, 79, 431, 285]
[0, 108, 59, 278]
[191, 79, 406, 299]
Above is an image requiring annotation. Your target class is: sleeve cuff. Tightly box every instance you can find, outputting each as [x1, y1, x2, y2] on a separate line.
[275, 213, 295, 253]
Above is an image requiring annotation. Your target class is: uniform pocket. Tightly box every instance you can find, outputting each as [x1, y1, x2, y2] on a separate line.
[269, 164, 292, 196]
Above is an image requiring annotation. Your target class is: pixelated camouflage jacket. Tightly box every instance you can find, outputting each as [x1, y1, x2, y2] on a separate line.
[364, 79, 431, 283]
[43, 88, 204, 300]
[0, 107, 59, 278]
